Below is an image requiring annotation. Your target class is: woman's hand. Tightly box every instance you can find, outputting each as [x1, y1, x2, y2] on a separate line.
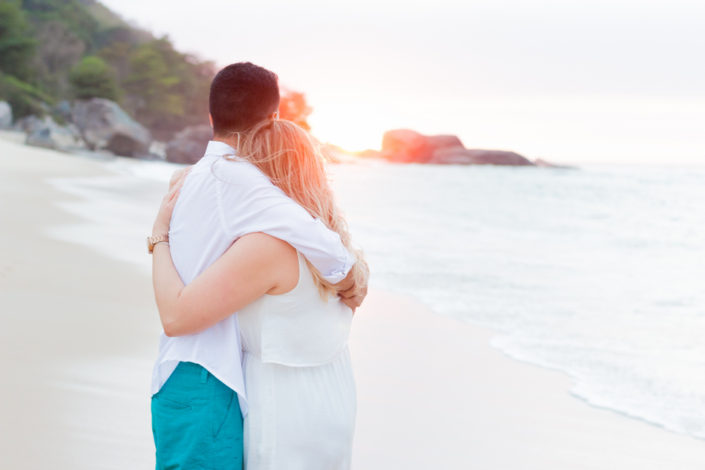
[152, 167, 191, 236]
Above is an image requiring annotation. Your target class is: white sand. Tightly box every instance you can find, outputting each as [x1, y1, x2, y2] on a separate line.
[1, 137, 703, 469]
[350, 292, 705, 469]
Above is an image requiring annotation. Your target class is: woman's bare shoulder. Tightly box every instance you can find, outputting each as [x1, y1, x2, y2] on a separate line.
[235, 233, 298, 294]
[237, 232, 294, 251]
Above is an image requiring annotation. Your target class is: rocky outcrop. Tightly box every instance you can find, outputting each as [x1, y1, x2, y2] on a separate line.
[426, 135, 464, 152]
[165, 125, 212, 164]
[23, 115, 83, 151]
[0, 101, 12, 128]
[429, 147, 476, 165]
[381, 129, 535, 166]
[381, 129, 464, 163]
[464, 149, 533, 166]
[53, 100, 73, 123]
[432, 148, 534, 166]
[72, 98, 151, 157]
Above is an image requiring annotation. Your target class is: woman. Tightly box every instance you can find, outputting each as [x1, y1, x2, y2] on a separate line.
[152, 118, 368, 469]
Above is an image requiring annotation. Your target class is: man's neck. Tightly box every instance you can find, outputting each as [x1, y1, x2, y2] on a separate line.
[212, 134, 238, 150]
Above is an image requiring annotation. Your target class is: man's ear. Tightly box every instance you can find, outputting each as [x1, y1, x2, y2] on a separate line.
[208, 113, 214, 128]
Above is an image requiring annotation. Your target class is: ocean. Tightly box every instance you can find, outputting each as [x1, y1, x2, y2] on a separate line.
[47, 156, 705, 441]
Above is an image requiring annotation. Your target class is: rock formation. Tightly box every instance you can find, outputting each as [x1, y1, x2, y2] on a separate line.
[381, 129, 535, 166]
[381, 129, 464, 163]
[0, 101, 12, 128]
[165, 125, 213, 164]
[71, 98, 151, 157]
[22, 115, 83, 152]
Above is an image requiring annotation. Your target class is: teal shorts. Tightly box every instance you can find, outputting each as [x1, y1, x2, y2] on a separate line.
[151, 362, 243, 469]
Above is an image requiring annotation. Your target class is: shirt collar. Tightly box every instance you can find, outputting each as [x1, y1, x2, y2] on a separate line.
[203, 140, 237, 158]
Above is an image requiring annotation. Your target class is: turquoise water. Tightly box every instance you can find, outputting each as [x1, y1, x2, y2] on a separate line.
[49, 158, 705, 440]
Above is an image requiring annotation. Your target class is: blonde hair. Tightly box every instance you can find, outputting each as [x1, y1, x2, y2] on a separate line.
[232, 119, 368, 298]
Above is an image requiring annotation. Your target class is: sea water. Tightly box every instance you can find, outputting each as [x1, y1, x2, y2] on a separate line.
[47, 157, 705, 440]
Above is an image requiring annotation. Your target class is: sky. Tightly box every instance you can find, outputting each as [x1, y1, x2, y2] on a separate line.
[101, 0, 705, 164]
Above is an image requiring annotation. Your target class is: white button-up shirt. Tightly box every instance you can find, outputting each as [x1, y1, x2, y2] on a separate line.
[151, 141, 354, 414]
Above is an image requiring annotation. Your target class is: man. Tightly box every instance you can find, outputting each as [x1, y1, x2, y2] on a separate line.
[148, 62, 367, 469]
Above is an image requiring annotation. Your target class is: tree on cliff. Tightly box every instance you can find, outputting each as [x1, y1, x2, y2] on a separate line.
[22, 0, 100, 47]
[279, 90, 312, 130]
[121, 38, 214, 139]
[0, 1, 48, 117]
[34, 20, 87, 98]
[69, 55, 119, 100]
[0, 1, 36, 81]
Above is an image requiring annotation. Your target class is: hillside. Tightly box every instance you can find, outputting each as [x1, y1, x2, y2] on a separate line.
[0, 0, 214, 139]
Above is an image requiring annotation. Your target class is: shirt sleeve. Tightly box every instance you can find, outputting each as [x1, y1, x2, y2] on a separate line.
[214, 162, 355, 283]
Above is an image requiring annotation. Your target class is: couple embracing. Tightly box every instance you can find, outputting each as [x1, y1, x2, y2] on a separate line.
[148, 62, 369, 469]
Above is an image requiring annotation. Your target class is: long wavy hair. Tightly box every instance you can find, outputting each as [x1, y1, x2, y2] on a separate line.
[229, 118, 368, 298]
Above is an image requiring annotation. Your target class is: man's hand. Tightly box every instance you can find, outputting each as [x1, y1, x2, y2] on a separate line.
[169, 166, 192, 190]
[335, 264, 368, 313]
[339, 283, 367, 313]
[153, 168, 188, 236]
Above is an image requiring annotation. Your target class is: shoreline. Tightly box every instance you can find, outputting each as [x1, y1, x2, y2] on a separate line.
[491, 337, 699, 441]
[0, 139, 161, 467]
[1, 137, 704, 468]
[349, 291, 705, 469]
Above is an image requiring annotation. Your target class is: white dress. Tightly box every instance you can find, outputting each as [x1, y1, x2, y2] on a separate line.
[238, 251, 356, 470]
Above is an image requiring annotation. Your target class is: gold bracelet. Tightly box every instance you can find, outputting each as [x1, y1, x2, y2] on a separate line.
[147, 233, 169, 254]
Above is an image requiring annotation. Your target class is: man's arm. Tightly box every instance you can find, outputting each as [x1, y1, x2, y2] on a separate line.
[216, 163, 355, 283]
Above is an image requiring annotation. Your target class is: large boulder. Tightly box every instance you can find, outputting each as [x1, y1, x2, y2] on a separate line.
[165, 125, 213, 164]
[381, 129, 428, 163]
[381, 128, 534, 166]
[15, 115, 41, 133]
[23, 115, 83, 151]
[381, 129, 464, 163]
[53, 100, 73, 122]
[426, 134, 464, 151]
[432, 147, 534, 166]
[72, 98, 151, 157]
[429, 147, 476, 165]
[464, 149, 533, 166]
[0, 101, 12, 128]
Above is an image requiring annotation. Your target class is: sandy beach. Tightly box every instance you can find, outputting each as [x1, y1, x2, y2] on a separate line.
[1, 136, 704, 469]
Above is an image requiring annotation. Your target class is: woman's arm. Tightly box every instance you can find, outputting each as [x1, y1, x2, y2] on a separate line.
[152, 233, 290, 337]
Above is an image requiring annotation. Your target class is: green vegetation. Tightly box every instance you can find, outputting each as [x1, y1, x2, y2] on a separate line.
[121, 39, 212, 137]
[0, 0, 312, 138]
[0, 1, 36, 81]
[69, 55, 118, 100]
[23, 0, 100, 46]
[0, 0, 215, 139]
[0, 72, 53, 117]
